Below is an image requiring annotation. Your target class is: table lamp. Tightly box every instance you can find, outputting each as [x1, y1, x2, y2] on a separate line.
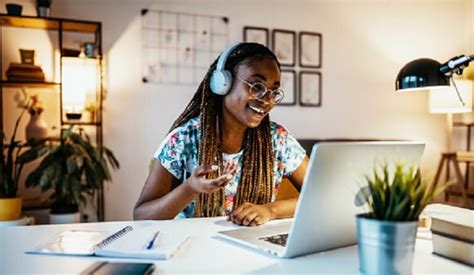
[62, 57, 99, 120]
[429, 80, 473, 151]
[396, 55, 474, 105]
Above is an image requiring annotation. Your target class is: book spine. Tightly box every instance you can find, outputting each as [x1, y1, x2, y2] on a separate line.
[431, 230, 474, 244]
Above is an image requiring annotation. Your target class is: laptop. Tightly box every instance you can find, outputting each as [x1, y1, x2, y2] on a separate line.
[218, 141, 425, 258]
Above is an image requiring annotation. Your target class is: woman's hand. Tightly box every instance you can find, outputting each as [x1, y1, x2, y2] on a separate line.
[228, 202, 276, 226]
[187, 160, 238, 194]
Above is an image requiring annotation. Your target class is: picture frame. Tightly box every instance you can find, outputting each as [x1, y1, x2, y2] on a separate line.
[272, 29, 296, 66]
[299, 32, 322, 68]
[299, 71, 322, 107]
[279, 69, 296, 106]
[243, 26, 269, 47]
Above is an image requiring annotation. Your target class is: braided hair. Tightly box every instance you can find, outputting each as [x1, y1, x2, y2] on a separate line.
[169, 43, 281, 217]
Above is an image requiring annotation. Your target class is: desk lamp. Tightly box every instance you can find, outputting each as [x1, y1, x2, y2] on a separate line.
[396, 55, 474, 150]
[396, 55, 474, 105]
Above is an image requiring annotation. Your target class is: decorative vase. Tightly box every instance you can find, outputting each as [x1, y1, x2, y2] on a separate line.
[0, 197, 22, 221]
[356, 214, 418, 275]
[25, 113, 48, 142]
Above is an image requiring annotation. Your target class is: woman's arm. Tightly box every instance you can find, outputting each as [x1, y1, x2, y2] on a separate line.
[133, 160, 197, 220]
[134, 160, 237, 220]
[228, 156, 309, 226]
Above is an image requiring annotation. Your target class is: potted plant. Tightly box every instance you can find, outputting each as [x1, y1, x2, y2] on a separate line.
[36, 0, 52, 17]
[0, 95, 32, 221]
[355, 162, 445, 275]
[17, 126, 119, 224]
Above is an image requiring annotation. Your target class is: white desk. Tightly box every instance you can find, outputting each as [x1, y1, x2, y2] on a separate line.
[0, 217, 472, 274]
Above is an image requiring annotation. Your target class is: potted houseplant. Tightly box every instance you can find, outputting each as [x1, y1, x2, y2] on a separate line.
[355, 162, 445, 275]
[36, 0, 52, 17]
[0, 94, 33, 221]
[17, 126, 119, 224]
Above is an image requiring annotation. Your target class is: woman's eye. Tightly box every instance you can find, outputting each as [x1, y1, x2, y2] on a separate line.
[251, 83, 266, 94]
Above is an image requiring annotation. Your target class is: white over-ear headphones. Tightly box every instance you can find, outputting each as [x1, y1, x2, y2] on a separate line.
[210, 42, 242, 95]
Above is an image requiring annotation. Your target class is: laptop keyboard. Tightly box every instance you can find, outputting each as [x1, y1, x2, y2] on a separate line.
[259, 233, 288, 246]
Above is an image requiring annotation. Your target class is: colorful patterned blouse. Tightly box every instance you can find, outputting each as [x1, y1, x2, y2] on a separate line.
[153, 116, 306, 218]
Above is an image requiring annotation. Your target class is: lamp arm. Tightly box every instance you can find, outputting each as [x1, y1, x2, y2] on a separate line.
[440, 54, 474, 75]
[450, 78, 466, 106]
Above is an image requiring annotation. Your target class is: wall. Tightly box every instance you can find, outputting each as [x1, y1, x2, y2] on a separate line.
[1, 0, 473, 220]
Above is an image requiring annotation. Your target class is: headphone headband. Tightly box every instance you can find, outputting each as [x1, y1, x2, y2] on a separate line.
[216, 42, 241, 71]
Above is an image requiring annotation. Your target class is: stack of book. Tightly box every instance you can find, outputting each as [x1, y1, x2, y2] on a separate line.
[6, 62, 45, 82]
[430, 204, 474, 266]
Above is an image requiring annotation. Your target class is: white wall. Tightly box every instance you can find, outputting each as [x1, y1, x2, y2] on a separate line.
[2, 0, 473, 220]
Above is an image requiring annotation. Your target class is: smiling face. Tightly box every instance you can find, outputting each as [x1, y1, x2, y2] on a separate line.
[222, 57, 281, 129]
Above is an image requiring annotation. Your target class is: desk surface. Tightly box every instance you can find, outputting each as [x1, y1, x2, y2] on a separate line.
[0, 217, 472, 274]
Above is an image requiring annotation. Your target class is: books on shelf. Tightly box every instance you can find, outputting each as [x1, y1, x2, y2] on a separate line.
[428, 204, 474, 266]
[26, 225, 190, 260]
[5, 62, 45, 82]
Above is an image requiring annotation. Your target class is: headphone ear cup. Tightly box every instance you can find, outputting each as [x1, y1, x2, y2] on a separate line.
[210, 70, 233, 95]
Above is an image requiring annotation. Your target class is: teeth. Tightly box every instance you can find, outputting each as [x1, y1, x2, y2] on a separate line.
[248, 105, 265, 114]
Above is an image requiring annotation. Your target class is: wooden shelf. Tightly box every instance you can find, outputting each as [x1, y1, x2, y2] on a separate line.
[62, 121, 101, 126]
[1, 80, 60, 88]
[453, 122, 474, 127]
[0, 14, 99, 33]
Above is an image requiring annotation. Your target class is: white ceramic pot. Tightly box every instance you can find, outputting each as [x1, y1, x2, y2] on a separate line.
[49, 212, 80, 224]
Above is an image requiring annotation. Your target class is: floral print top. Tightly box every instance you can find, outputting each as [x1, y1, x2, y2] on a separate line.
[153, 116, 306, 218]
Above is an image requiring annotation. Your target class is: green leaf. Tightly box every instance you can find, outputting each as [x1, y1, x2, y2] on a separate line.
[362, 161, 439, 221]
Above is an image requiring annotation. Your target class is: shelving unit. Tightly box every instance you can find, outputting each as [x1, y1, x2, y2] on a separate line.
[0, 14, 106, 221]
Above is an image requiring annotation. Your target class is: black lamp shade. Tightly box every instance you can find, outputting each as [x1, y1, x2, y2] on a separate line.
[396, 58, 449, 91]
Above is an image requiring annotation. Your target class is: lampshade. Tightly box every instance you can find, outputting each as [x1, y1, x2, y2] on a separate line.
[429, 80, 472, 113]
[396, 58, 449, 91]
[62, 57, 99, 116]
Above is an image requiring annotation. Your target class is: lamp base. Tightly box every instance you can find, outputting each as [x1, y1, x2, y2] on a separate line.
[66, 112, 82, 120]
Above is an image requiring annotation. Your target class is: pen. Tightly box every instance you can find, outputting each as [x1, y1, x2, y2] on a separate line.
[146, 230, 160, 250]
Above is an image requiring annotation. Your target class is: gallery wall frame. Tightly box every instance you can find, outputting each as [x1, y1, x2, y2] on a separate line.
[299, 71, 322, 107]
[299, 31, 322, 68]
[272, 29, 296, 66]
[243, 26, 269, 47]
[279, 69, 296, 106]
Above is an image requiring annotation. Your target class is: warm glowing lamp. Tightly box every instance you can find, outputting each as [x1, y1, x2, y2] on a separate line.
[62, 57, 99, 120]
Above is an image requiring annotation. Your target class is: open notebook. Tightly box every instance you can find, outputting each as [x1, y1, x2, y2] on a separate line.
[26, 225, 190, 260]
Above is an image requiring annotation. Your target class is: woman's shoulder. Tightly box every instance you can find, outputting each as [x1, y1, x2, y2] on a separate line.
[270, 120, 290, 138]
[155, 117, 200, 153]
[172, 116, 200, 133]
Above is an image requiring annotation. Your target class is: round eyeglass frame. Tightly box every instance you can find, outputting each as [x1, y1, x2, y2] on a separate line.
[236, 76, 285, 104]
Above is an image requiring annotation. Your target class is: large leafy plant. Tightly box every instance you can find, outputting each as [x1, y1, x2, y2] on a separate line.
[17, 127, 119, 212]
[357, 162, 445, 221]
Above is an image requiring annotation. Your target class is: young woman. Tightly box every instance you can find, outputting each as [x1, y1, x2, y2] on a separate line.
[134, 42, 309, 226]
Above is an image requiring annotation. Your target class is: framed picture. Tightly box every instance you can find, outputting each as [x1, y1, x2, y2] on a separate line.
[279, 69, 296, 106]
[272, 29, 296, 66]
[243, 26, 269, 47]
[299, 32, 322, 68]
[299, 71, 322, 107]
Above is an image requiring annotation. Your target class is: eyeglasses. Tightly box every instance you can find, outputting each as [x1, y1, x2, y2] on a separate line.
[237, 76, 285, 105]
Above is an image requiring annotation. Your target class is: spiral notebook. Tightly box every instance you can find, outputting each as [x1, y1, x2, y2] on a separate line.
[26, 225, 190, 260]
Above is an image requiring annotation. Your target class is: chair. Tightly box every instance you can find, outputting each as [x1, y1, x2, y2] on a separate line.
[432, 151, 474, 208]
